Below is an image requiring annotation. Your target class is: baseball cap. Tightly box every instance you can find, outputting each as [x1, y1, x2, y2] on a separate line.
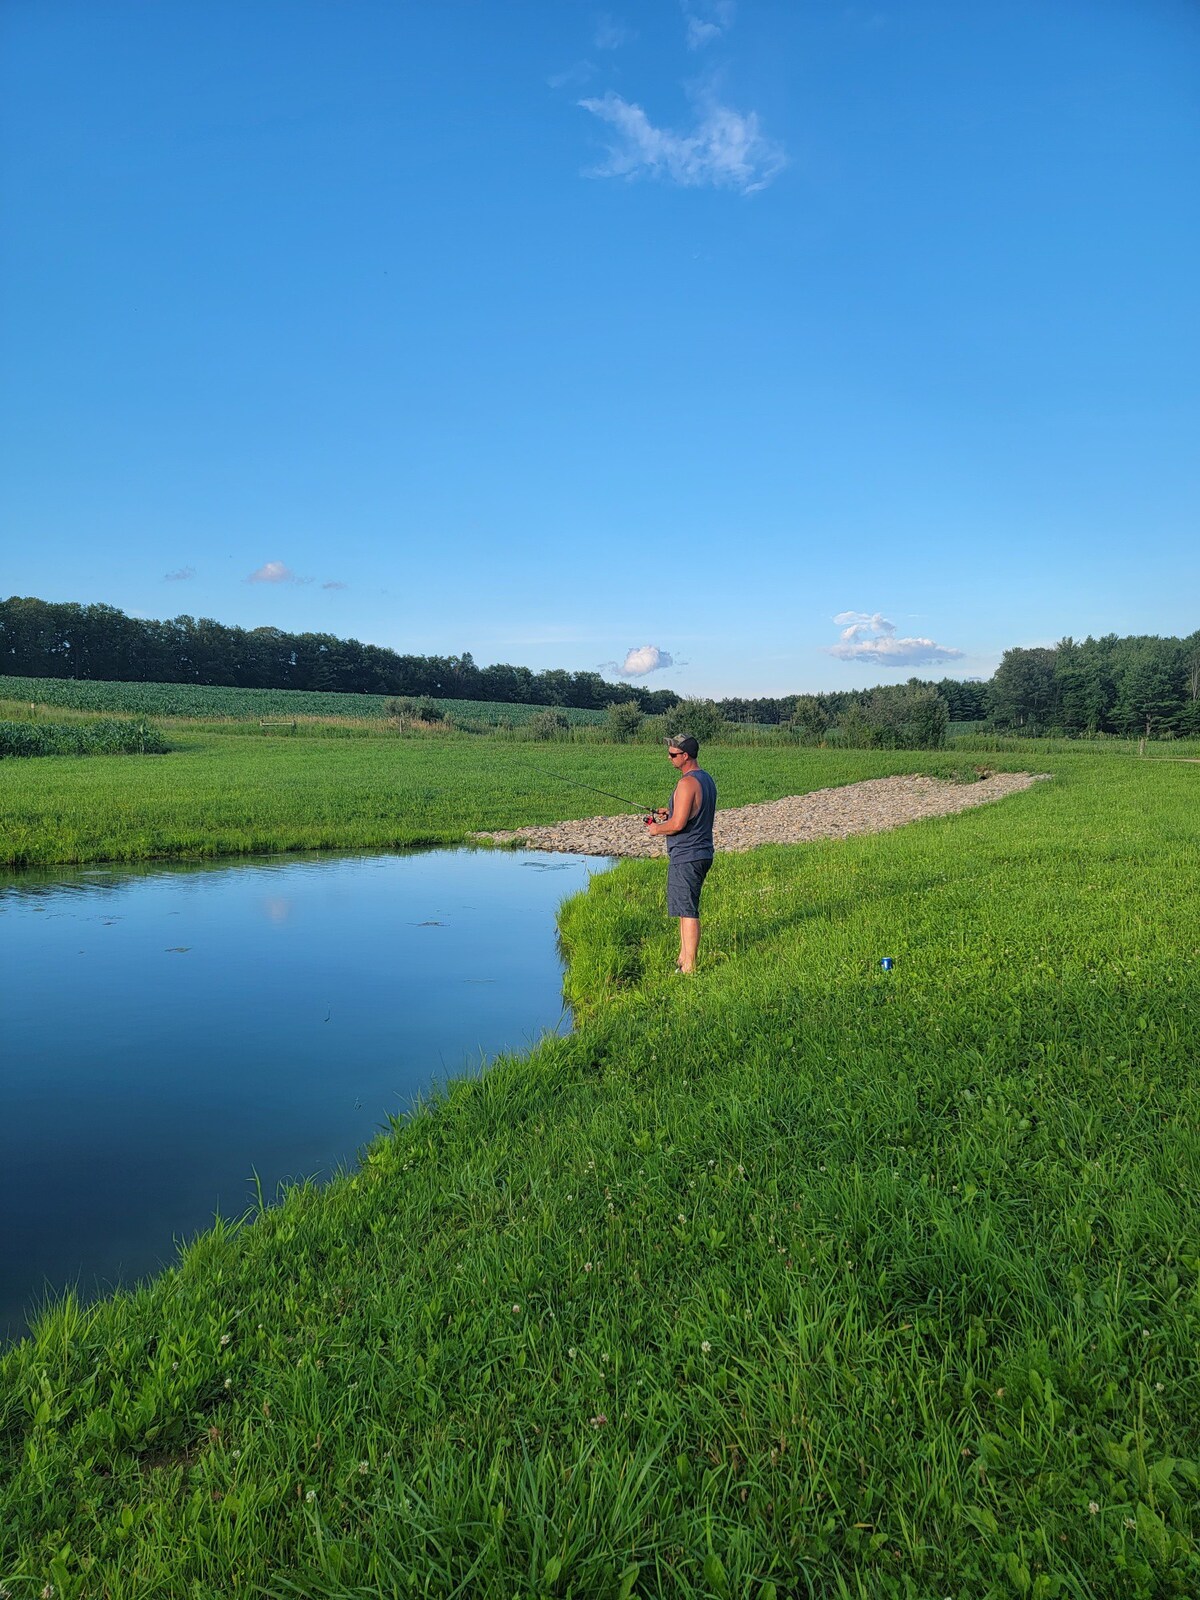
[666, 735, 699, 758]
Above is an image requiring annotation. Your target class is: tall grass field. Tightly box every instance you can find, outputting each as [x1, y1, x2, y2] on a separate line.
[0, 740, 1196, 1598]
[0, 673, 609, 727]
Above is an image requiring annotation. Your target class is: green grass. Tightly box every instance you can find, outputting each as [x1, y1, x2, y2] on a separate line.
[0, 738, 1046, 868]
[1, 749, 1197, 1598]
[947, 730, 1200, 760]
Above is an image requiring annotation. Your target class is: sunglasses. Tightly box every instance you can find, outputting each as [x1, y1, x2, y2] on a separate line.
[667, 749, 684, 758]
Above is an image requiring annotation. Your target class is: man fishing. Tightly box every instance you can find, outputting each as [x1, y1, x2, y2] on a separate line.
[644, 735, 717, 975]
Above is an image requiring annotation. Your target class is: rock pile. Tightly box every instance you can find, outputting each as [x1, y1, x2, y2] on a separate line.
[475, 771, 1046, 858]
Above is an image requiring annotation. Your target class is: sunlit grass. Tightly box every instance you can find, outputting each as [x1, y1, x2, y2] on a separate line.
[0, 737, 1048, 868]
[1, 752, 1197, 1597]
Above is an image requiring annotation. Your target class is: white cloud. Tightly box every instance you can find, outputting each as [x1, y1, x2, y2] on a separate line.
[322, 579, 347, 591]
[578, 89, 785, 194]
[594, 13, 633, 49]
[834, 609, 896, 642]
[603, 644, 676, 678]
[246, 561, 296, 584]
[163, 565, 195, 581]
[827, 611, 965, 667]
[683, 0, 735, 49]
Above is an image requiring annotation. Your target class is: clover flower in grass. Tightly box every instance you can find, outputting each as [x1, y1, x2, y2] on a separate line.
[220, 1333, 232, 1347]
[701, 1340, 712, 1355]
[512, 1304, 521, 1314]
[1088, 1502, 1099, 1515]
[590, 1413, 607, 1428]
[358, 1461, 369, 1474]
[305, 1489, 317, 1503]
[584, 1262, 593, 1273]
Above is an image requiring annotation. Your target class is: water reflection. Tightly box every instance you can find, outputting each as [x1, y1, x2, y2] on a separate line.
[0, 847, 610, 1343]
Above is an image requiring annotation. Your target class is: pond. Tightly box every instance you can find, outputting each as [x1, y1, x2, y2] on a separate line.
[0, 847, 610, 1344]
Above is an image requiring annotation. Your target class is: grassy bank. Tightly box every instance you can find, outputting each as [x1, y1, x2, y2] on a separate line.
[0, 738, 1042, 868]
[1, 752, 1197, 1597]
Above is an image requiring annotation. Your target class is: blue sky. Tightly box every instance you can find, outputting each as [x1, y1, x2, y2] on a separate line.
[2, 0, 1197, 696]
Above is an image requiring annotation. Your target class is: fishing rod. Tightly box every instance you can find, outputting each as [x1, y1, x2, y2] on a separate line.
[543, 769, 662, 822]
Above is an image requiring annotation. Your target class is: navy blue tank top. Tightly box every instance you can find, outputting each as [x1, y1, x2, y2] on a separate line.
[667, 767, 717, 862]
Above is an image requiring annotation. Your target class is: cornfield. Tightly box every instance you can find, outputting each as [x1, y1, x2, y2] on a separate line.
[0, 674, 608, 726]
[0, 718, 169, 758]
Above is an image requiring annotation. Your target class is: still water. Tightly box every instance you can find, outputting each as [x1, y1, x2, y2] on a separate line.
[0, 847, 609, 1343]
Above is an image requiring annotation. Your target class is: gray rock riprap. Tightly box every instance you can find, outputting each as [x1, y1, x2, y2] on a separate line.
[476, 771, 1046, 858]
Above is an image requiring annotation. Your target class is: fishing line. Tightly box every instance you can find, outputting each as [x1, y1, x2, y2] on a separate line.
[542, 769, 659, 818]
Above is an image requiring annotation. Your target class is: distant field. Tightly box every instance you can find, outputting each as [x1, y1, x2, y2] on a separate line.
[0, 674, 609, 726]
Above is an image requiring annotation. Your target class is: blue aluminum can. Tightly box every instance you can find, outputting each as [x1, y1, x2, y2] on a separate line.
[879, 957, 894, 971]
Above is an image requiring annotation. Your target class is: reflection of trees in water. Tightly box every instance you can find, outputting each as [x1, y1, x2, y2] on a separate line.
[0, 851, 362, 909]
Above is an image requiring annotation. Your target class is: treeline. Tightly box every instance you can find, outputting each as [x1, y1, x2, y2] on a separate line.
[714, 677, 989, 729]
[714, 634, 1200, 740]
[987, 634, 1200, 736]
[0, 598, 681, 714]
[4, 598, 1196, 738]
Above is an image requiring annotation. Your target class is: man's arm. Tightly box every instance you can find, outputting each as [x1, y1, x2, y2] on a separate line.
[646, 775, 699, 836]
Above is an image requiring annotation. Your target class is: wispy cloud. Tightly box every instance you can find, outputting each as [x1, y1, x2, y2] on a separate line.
[578, 88, 785, 193]
[321, 579, 347, 591]
[683, 0, 735, 49]
[246, 561, 296, 584]
[826, 611, 965, 667]
[600, 644, 677, 678]
[594, 13, 633, 49]
[163, 565, 195, 581]
[548, 60, 596, 91]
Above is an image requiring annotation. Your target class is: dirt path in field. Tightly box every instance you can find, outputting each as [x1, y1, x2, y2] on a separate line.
[476, 771, 1049, 858]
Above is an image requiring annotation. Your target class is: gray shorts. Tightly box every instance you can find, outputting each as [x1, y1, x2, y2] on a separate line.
[667, 857, 712, 918]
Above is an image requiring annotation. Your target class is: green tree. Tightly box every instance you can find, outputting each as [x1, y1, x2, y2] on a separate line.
[605, 701, 643, 742]
[668, 698, 728, 744]
[787, 695, 828, 742]
[528, 708, 570, 740]
[987, 647, 1059, 730]
[1115, 655, 1181, 737]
